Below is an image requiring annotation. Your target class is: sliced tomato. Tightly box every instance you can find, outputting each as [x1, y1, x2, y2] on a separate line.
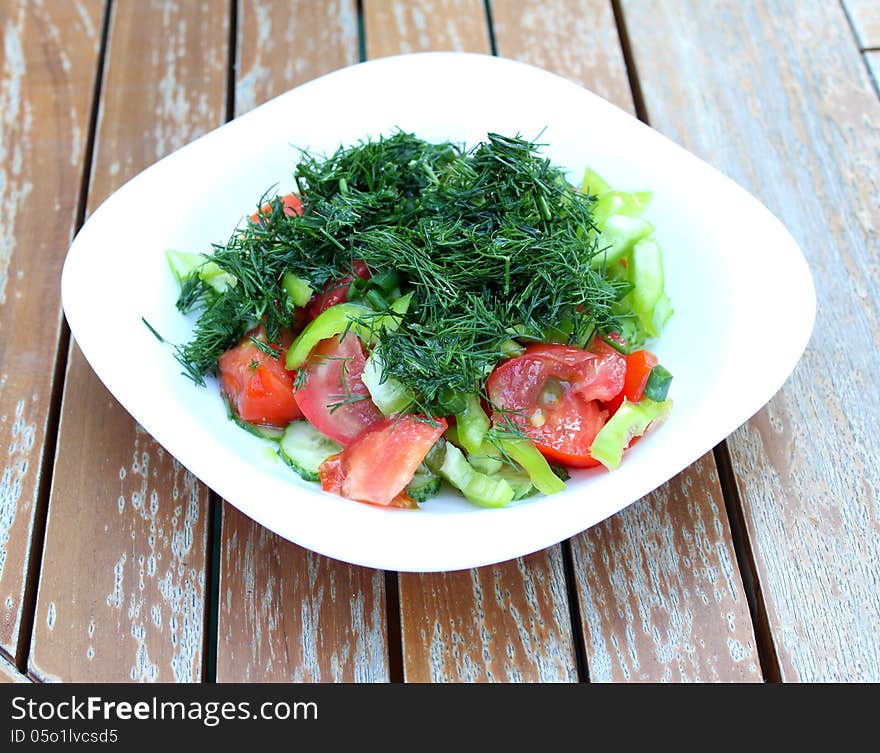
[293, 331, 383, 444]
[603, 349, 658, 415]
[319, 415, 447, 506]
[306, 260, 371, 319]
[218, 325, 303, 426]
[249, 192, 302, 225]
[486, 343, 626, 468]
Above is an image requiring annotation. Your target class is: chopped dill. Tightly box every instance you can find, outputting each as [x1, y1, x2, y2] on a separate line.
[174, 131, 627, 412]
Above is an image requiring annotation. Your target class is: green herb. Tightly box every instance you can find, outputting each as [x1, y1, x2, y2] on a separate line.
[174, 131, 627, 411]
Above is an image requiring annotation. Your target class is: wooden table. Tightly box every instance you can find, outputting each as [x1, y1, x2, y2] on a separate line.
[0, 0, 877, 684]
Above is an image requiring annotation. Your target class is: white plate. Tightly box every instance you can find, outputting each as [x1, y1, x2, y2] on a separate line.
[62, 53, 815, 572]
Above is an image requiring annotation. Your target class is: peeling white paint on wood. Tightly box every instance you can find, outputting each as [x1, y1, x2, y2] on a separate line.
[621, 0, 880, 682]
[235, 0, 358, 117]
[0, 6, 33, 307]
[0, 400, 35, 582]
[0, 0, 101, 660]
[404, 551, 577, 683]
[218, 505, 389, 682]
[572, 458, 759, 682]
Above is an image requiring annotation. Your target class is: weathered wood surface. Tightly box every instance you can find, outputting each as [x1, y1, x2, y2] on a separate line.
[363, 0, 489, 57]
[234, 0, 358, 115]
[0, 651, 29, 683]
[219, 505, 388, 682]
[844, 0, 880, 49]
[0, 0, 102, 665]
[28, 0, 228, 682]
[491, 0, 760, 683]
[4, 0, 876, 684]
[622, 0, 880, 681]
[401, 551, 577, 682]
[214, 0, 390, 684]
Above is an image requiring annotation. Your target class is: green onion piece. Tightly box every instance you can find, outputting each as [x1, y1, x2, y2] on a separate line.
[590, 398, 672, 471]
[285, 302, 372, 369]
[494, 437, 566, 495]
[365, 289, 389, 310]
[369, 269, 401, 293]
[643, 365, 673, 402]
[281, 272, 313, 307]
[455, 394, 490, 455]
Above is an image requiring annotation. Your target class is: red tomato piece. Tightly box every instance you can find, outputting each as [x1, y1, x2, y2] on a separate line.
[293, 331, 383, 444]
[306, 260, 371, 319]
[486, 343, 626, 468]
[249, 192, 302, 225]
[603, 349, 658, 415]
[319, 415, 447, 506]
[218, 326, 303, 426]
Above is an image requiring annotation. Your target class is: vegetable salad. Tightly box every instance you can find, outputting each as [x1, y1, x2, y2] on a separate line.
[165, 132, 673, 508]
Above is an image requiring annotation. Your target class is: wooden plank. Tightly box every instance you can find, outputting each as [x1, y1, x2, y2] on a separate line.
[215, 0, 389, 683]
[28, 0, 228, 682]
[490, 0, 633, 110]
[491, 0, 760, 683]
[401, 552, 577, 682]
[363, 0, 489, 57]
[218, 505, 388, 681]
[844, 0, 880, 49]
[0, 0, 103, 664]
[0, 652, 29, 683]
[234, 0, 358, 114]
[360, 0, 578, 682]
[622, 0, 880, 681]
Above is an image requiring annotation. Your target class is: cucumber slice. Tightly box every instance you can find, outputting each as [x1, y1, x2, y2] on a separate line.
[494, 468, 536, 500]
[433, 442, 514, 508]
[406, 464, 441, 503]
[278, 421, 343, 482]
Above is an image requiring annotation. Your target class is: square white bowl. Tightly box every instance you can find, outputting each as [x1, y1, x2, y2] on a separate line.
[61, 53, 815, 572]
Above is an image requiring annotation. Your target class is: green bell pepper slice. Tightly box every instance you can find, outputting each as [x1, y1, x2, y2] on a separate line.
[590, 398, 672, 471]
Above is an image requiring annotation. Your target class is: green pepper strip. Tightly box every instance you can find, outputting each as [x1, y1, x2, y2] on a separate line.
[590, 398, 672, 471]
[282, 272, 314, 307]
[494, 437, 566, 495]
[285, 293, 412, 369]
[455, 394, 490, 455]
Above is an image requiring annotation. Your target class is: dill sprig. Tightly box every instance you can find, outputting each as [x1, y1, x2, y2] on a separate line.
[175, 131, 626, 410]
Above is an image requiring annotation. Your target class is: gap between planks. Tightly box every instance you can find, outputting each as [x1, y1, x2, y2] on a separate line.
[611, 0, 779, 683]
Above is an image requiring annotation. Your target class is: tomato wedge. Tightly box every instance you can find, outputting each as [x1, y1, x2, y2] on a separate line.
[486, 343, 625, 468]
[218, 325, 303, 426]
[249, 192, 302, 225]
[603, 349, 658, 415]
[306, 260, 371, 319]
[293, 331, 383, 444]
[319, 415, 447, 506]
